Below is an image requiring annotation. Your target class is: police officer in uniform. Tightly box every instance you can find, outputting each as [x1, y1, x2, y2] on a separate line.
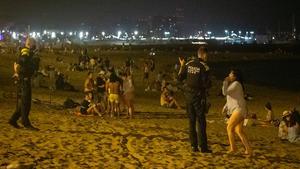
[178, 46, 212, 153]
[9, 38, 39, 131]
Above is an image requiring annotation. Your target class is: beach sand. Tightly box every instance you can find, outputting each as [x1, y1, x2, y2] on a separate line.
[1, 96, 300, 168]
[1, 50, 300, 168]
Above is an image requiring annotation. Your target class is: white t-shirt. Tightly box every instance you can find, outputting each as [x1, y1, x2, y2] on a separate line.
[222, 81, 247, 117]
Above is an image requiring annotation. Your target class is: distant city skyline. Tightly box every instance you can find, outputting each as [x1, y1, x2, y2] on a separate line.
[0, 0, 299, 33]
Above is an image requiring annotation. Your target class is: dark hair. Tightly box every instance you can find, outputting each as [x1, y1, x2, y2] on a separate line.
[109, 73, 118, 83]
[87, 71, 93, 76]
[287, 109, 300, 127]
[230, 68, 245, 91]
[251, 113, 257, 119]
[198, 45, 208, 57]
[265, 102, 272, 111]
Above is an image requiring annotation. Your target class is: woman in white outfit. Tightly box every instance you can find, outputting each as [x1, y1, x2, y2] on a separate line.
[222, 69, 252, 156]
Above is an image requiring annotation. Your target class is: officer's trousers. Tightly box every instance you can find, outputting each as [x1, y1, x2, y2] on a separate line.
[10, 78, 32, 126]
[185, 92, 208, 150]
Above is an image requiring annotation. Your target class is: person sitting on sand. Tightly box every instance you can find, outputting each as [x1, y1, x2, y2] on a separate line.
[75, 92, 103, 117]
[160, 87, 181, 109]
[107, 73, 122, 118]
[278, 111, 289, 140]
[279, 110, 300, 143]
[264, 102, 274, 123]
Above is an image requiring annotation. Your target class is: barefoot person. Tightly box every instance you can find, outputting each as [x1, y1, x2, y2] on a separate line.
[122, 73, 135, 119]
[107, 73, 122, 118]
[84, 72, 95, 97]
[178, 45, 212, 153]
[222, 69, 252, 156]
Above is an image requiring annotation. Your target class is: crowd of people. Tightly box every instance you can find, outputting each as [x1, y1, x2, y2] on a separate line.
[7, 37, 300, 159]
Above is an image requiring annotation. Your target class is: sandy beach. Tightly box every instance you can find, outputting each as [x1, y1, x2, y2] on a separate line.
[1, 49, 300, 168]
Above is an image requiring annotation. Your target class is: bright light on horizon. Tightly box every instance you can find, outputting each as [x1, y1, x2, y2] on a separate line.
[117, 31, 122, 38]
[51, 32, 56, 39]
[12, 32, 17, 39]
[79, 31, 84, 39]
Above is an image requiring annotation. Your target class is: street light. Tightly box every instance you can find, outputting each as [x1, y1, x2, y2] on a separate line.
[134, 30, 138, 35]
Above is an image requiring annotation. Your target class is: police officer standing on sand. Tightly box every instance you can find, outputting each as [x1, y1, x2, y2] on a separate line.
[9, 38, 39, 131]
[178, 45, 212, 153]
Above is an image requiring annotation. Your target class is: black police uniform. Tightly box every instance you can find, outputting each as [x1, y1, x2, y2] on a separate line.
[178, 57, 211, 152]
[10, 47, 37, 128]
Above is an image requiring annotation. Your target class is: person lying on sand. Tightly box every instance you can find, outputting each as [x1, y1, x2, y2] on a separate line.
[243, 113, 271, 127]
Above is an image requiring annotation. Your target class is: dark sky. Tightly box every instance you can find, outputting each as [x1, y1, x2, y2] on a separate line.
[1, 0, 299, 33]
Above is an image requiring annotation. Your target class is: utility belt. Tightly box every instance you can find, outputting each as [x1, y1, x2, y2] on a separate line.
[185, 87, 206, 95]
[19, 76, 32, 81]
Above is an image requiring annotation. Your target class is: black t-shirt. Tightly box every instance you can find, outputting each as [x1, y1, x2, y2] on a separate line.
[80, 99, 91, 114]
[96, 77, 106, 93]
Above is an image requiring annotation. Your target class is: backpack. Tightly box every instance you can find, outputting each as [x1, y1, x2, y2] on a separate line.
[63, 98, 80, 108]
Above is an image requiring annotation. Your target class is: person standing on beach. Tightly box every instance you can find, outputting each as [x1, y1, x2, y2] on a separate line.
[121, 72, 135, 119]
[178, 46, 212, 153]
[222, 69, 252, 156]
[9, 38, 39, 131]
[84, 72, 95, 99]
[107, 73, 122, 118]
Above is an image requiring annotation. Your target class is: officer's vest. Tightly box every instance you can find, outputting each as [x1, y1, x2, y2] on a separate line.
[185, 58, 207, 90]
[18, 48, 36, 78]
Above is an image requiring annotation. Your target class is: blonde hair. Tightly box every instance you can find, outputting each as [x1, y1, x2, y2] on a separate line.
[25, 38, 36, 48]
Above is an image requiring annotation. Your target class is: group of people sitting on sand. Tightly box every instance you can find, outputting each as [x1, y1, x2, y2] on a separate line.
[75, 67, 135, 119]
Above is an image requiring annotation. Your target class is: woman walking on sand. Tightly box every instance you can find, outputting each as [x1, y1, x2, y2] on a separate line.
[222, 69, 252, 156]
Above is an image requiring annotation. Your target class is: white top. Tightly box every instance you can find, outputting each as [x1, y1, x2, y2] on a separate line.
[222, 81, 247, 116]
[288, 123, 300, 143]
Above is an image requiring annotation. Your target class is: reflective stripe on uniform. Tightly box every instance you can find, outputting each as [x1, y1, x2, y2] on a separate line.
[200, 61, 210, 71]
[21, 48, 30, 56]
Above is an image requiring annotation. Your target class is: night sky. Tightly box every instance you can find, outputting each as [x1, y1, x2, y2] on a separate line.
[1, 0, 299, 33]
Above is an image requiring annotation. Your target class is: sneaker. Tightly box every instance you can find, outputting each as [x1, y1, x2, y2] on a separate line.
[24, 125, 40, 131]
[192, 146, 199, 152]
[9, 120, 21, 129]
[201, 149, 212, 153]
